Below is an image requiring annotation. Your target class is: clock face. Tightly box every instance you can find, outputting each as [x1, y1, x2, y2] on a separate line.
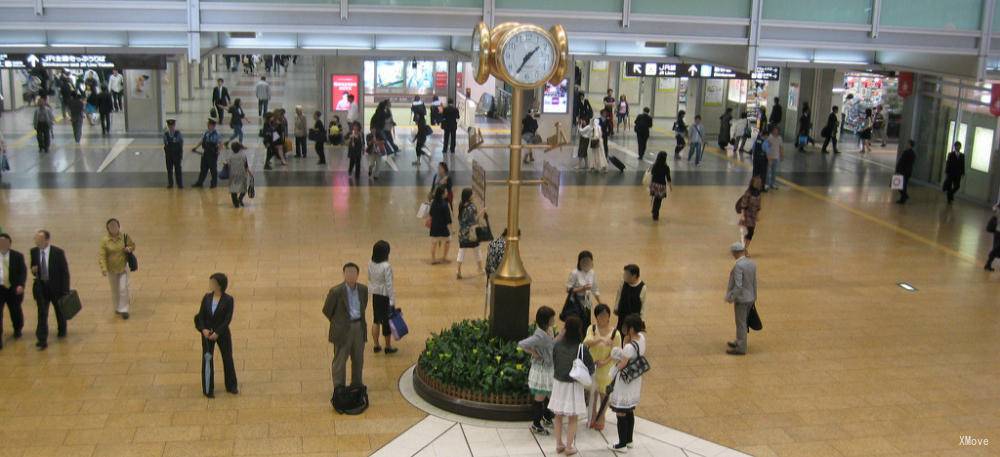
[472, 26, 481, 76]
[500, 29, 556, 87]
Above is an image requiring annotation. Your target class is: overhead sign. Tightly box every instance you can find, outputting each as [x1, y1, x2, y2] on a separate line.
[624, 61, 780, 81]
[541, 161, 560, 207]
[0, 53, 166, 70]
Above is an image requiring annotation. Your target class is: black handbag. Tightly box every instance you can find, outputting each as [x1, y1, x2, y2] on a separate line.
[247, 175, 256, 199]
[747, 303, 762, 331]
[124, 234, 137, 272]
[559, 292, 585, 323]
[308, 128, 323, 142]
[475, 214, 493, 243]
[618, 341, 650, 383]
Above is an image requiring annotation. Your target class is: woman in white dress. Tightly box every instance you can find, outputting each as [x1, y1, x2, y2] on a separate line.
[566, 250, 603, 329]
[548, 315, 594, 456]
[608, 314, 647, 453]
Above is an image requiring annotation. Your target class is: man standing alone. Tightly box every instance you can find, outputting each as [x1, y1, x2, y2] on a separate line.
[943, 141, 965, 204]
[634, 107, 653, 161]
[0, 233, 27, 347]
[441, 98, 460, 155]
[163, 119, 184, 188]
[30, 230, 71, 350]
[323, 263, 368, 389]
[724, 242, 756, 355]
[255, 76, 271, 118]
[192, 119, 222, 188]
[212, 79, 231, 126]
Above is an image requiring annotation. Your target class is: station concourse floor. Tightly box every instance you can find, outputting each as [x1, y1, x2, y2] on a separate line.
[1, 59, 1000, 457]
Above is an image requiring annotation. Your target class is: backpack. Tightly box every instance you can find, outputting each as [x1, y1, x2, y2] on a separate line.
[331, 384, 369, 415]
[751, 135, 766, 159]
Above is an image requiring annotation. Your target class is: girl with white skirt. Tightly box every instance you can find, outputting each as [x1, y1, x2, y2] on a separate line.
[548, 315, 594, 456]
[608, 315, 647, 453]
[518, 306, 556, 435]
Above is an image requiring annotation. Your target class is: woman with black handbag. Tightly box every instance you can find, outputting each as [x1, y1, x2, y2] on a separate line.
[607, 314, 648, 453]
[99, 218, 136, 320]
[456, 188, 483, 279]
[565, 251, 602, 330]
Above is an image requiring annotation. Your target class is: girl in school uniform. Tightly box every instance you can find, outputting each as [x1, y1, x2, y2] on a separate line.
[518, 306, 557, 435]
[608, 314, 647, 453]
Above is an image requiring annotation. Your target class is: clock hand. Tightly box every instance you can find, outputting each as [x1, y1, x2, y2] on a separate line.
[516, 46, 541, 74]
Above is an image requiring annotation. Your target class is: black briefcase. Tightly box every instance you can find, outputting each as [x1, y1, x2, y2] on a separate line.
[332, 384, 369, 415]
[57, 290, 83, 320]
[747, 304, 762, 331]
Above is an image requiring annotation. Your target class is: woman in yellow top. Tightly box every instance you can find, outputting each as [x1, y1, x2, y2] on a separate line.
[584, 304, 621, 431]
[99, 218, 136, 320]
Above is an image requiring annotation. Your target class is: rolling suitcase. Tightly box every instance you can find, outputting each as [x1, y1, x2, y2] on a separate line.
[608, 155, 625, 172]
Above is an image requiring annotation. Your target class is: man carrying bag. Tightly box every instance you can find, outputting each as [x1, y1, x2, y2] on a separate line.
[30, 230, 74, 350]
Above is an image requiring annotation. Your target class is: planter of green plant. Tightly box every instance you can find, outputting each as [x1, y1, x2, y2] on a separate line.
[414, 319, 534, 420]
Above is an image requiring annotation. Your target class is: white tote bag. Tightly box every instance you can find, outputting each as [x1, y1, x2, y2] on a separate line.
[416, 202, 431, 219]
[890, 174, 905, 190]
[642, 168, 652, 186]
[569, 344, 592, 387]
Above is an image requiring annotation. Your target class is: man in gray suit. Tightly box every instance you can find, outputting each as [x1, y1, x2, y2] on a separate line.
[725, 242, 757, 355]
[323, 263, 368, 388]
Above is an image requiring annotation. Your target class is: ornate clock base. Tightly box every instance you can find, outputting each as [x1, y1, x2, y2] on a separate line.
[489, 276, 531, 342]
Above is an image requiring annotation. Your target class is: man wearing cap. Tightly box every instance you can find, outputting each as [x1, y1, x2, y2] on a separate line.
[163, 119, 184, 188]
[724, 242, 757, 355]
[192, 119, 222, 188]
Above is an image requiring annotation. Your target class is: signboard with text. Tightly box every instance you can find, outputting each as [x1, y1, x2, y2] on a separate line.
[331, 74, 359, 111]
[0, 53, 166, 70]
[624, 61, 779, 81]
[471, 160, 487, 206]
[541, 161, 560, 207]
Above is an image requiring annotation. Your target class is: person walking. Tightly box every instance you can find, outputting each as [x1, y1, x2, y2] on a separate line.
[428, 187, 453, 264]
[381, 101, 400, 156]
[768, 97, 783, 130]
[821, 106, 840, 154]
[985, 206, 1000, 271]
[616, 95, 629, 133]
[30, 230, 70, 350]
[441, 98, 460, 155]
[211, 79, 230, 127]
[226, 143, 252, 208]
[33, 97, 55, 153]
[607, 314, 647, 453]
[519, 306, 557, 435]
[412, 115, 432, 170]
[633, 107, 652, 161]
[648, 151, 673, 221]
[859, 108, 873, 155]
[943, 141, 965, 204]
[163, 119, 184, 188]
[293, 106, 308, 158]
[255, 76, 271, 118]
[735, 176, 763, 253]
[764, 125, 783, 191]
[195, 273, 239, 397]
[68, 92, 85, 144]
[368, 241, 398, 355]
[724, 242, 757, 355]
[796, 102, 813, 152]
[192, 119, 222, 188]
[324, 263, 368, 389]
[98, 84, 113, 136]
[549, 315, 594, 456]
[98, 218, 136, 320]
[874, 105, 888, 147]
[108, 70, 124, 112]
[411, 95, 427, 124]
[672, 110, 688, 158]
[895, 140, 916, 204]
[589, 114, 607, 172]
[311, 111, 327, 165]
[0, 233, 27, 346]
[733, 111, 751, 156]
[687, 115, 705, 165]
[719, 107, 733, 152]
[566, 250, 602, 329]
[347, 122, 363, 180]
[584, 304, 621, 431]
[750, 131, 769, 181]
[225, 98, 245, 147]
[612, 264, 646, 331]
[456, 188, 483, 279]
[602, 89, 616, 113]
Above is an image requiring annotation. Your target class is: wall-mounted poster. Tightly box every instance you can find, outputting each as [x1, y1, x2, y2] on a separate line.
[705, 79, 724, 106]
[678, 78, 688, 103]
[406, 61, 434, 92]
[657, 77, 677, 92]
[376, 60, 404, 89]
[130, 70, 152, 99]
[543, 78, 569, 114]
[788, 82, 800, 111]
[331, 74, 359, 111]
[592, 60, 608, 72]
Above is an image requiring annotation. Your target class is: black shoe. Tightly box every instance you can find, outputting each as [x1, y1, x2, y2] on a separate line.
[384, 347, 398, 354]
[37, 341, 47, 350]
[227, 388, 239, 395]
[209, 185, 217, 189]
[986, 265, 996, 272]
[57, 331, 66, 338]
[192, 183, 203, 188]
[205, 393, 215, 398]
[13, 330, 21, 339]
[727, 341, 738, 348]
[121, 312, 129, 320]
[264, 164, 273, 170]
[373, 346, 382, 353]
[530, 424, 549, 435]
[178, 185, 184, 189]
[726, 348, 746, 355]
[167, 185, 174, 189]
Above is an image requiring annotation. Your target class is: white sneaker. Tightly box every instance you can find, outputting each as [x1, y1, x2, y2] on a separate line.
[608, 443, 629, 453]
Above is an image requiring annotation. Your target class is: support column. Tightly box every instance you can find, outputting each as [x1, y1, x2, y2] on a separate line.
[447, 60, 458, 104]
[185, 61, 194, 100]
[173, 61, 182, 113]
[124, 69, 165, 134]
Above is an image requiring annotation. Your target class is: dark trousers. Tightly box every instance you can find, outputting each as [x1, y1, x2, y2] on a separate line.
[165, 150, 183, 187]
[673, 135, 685, 155]
[416, 135, 427, 156]
[897, 175, 910, 202]
[258, 99, 268, 117]
[383, 130, 400, 154]
[822, 134, 838, 153]
[195, 152, 219, 187]
[230, 192, 246, 208]
[33, 281, 66, 343]
[215, 105, 225, 125]
[0, 285, 25, 341]
[201, 332, 238, 396]
[112, 91, 124, 111]
[602, 134, 610, 158]
[265, 145, 277, 167]
[614, 408, 635, 445]
[652, 196, 664, 220]
[295, 136, 307, 157]
[442, 128, 457, 153]
[315, 141, 326, 164]
[943, 176, 961, 202]
[637, 132, 649, 159]
[987, 242, 1000, 269]
[99, 112, 111, 134]
[36, 126, 51, 152]
[348, 155, 361, 178]
[71, 118, 83, 143]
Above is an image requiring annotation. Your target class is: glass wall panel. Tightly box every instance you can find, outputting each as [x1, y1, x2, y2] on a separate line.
[497, 0, 621, 13]
[971, 127, 993, 173]
[881, 0, 982, 30]
[762, 0, 871, 24]
[631, 0, 750, 18]
[352, 0, 481, 6]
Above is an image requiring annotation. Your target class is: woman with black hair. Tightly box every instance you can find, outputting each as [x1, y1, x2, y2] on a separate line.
[368, 240, 397, 354]
[429, 187, 452, 264]
[549, 315, 594, 456]
[194, 273, 238, 398]
[608, 314, 647, 453]
[566, 251, 602, 329]
[430, 162, 453, 211]
[648, 151, 673, 221]
[456, 188, 483, 279]
[99, 218, 136, 320]
[672, 110, 687, 158]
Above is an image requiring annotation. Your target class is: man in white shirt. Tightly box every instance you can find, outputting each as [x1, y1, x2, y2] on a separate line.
[346, 94, 360, 127]
[255, 76, 271, 118]
[764, 125, 784, 190]
[725, 242, 757, 355]
[108, 69, 125, 112]
[0, 233, 27, 346]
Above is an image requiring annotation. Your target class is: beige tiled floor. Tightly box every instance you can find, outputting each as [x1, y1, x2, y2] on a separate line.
[0, 174, 998, 456]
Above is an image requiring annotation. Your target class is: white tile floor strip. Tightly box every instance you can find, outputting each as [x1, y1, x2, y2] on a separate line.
[376, 366, 752, 457]
[96, 138, 134, 172]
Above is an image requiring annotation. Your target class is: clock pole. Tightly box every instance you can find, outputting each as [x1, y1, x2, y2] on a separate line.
[489, 87, 531, 341]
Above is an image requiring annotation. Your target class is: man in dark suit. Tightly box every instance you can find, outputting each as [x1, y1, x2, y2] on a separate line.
[212, 79, 230, 126]
[768, 97, 782, 131]
[634, 107, 653, 161]
[0, 233, 27, 347]
[895, 140, 917, 204]
[943, 141, 966, 204]
[30, 230, 70, 350]
[323, 263, 368, 388]
[441, 98, 460, 154]
[98, 84, 114, 136]
[821, 106, 840, 154]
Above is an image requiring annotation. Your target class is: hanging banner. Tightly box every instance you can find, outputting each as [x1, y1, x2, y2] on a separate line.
[897, 72, 914, 98]
[991, 83, 1000, 117]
